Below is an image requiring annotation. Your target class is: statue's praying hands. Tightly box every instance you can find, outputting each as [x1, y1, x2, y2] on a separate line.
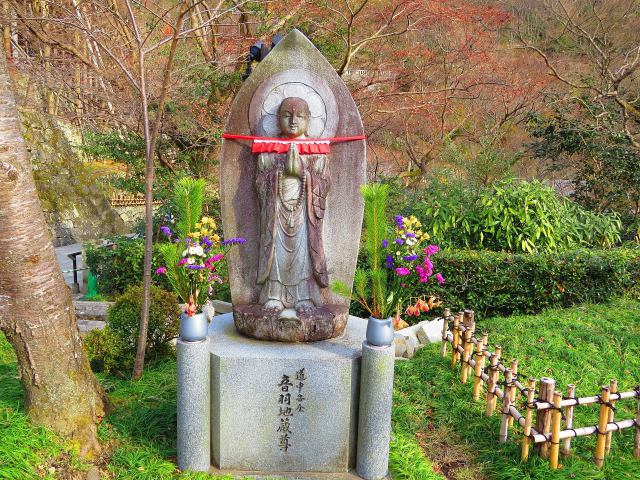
[285, 143, 304, 178]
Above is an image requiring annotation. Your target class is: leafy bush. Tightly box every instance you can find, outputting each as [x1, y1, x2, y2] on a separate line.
[85, 236, 168, 297]
[414, 247, 640, 318]
[403, 178, 621, 253]
[84, 285, 180, 375]
[83, 328, 127, 375]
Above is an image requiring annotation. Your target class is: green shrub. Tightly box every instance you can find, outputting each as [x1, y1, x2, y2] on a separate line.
[414, 247, 640, 318]
[84, 236, 169, 296]
[403, 178, 622, 253]
[83, 327, 129, 375]
[84, 285, 180, 375]
[108, 285, 180, 361]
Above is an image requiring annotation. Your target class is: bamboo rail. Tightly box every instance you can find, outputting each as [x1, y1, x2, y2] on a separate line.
[436, 310, 640, 470]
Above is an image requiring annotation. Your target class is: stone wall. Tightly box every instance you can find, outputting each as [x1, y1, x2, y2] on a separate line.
[19, 109, 127, 246]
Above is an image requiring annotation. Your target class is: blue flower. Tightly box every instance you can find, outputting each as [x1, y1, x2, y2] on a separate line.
[395, 238, 404, 245]
[403, 254, 418, 261]
[394, 215, 404, 228]
[382, 239, 389, 248]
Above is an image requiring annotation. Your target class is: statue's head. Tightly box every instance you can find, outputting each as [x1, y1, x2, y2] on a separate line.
[278, 97, 311, 138]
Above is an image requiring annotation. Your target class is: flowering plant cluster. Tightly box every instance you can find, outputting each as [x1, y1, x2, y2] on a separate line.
[156, 216, 245, 316]
[382, 215, 444, 317]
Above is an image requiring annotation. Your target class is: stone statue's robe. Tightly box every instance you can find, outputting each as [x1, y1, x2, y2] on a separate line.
[256, 152, 330, 307]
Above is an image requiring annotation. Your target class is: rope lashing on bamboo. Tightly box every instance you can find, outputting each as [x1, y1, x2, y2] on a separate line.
[529, 419, 638, 444]
[221, 133, 366, 154]
[534, 390, 639, 410]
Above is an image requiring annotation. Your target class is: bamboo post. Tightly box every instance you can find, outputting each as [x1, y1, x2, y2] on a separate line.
[451, 313, 462, 368]
[472, 332, 488, 401]
[550, 391, 563, 469]
[440, 308, 451, 357]
[634, 394, 640, 458]
[562, 384, 576, 457]
[605, 379, 617, 454]
[521, 378, 537, 462]
[499, 369, 513, 442]
[485, 345, 502, 416]
[508, 359, 518, 427]
[594, 385, 611, 468]
[536, 377, 556, 459]
[460, 319, 475, 383]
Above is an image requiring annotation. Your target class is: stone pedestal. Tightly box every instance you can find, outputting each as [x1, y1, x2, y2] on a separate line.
[356, 342, 395, 480]
[209, 313, 366, 474]
[177, 337, 210, 472]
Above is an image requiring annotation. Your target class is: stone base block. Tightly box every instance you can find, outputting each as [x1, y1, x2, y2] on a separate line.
[210, 314, 365, 473]
[208, 466, 378, 479]
[233, 303, 349, 342]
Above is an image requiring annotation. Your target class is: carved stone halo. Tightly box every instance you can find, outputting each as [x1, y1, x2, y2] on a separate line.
[249, 69, 339, 139]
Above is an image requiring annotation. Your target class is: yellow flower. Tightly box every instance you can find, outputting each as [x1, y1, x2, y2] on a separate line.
[195, 222, 202, 229]
[212, 234, 221, 243]
[201, 228, 209, 236]
[191, 231, 201, 239]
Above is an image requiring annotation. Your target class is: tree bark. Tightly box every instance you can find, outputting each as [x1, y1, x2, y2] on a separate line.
[0, 46, 109, 455]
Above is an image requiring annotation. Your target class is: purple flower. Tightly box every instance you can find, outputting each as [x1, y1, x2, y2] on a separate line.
[406, 232, 416, 238]
[177, 258, 188, 266]
[155, 266, 167, 275]
[395, 238, 404, 245]
[187, 264, 205, 270]
[201, 236, 213, 247]
[160, 226, 172, 237]
[395, 267, 411, 276]
[394, 215, 404, 228]
[221, 237, 247, 246]
[382, 239, 389, 248]
[385, 254, 395, 268]
[424, 244, 439, 257]
[173, 238, 180, 243]
[435, 273, 445, 285]
[403, 254, 418, 261]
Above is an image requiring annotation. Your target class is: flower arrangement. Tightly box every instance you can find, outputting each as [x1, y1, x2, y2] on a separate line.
[155, 178, 245, 316]
[332, 184, 444, 321]
[156, 217, 245, 316]
[382, 214, 444, 320]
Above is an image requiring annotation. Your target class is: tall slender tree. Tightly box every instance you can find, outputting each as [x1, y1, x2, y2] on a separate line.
[0, 46, 109, 455]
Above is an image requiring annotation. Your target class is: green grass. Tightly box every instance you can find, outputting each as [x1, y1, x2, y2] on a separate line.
[393, 298, 640, 479]
[1, 299, 639, 479]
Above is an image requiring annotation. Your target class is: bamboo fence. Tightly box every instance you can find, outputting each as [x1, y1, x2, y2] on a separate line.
[438, 308, 640, 470]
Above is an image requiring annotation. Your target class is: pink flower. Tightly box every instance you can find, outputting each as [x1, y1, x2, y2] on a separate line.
[177, 258, 188, 266]
[155, 266, 167, 275]
[416, 265, 430, 283]
[422, 257, 434, 276]
[208, 254, 224, 263]
[395, 267, 411, 276]
[424, 244, 439, 257]
[435, 273, 445, 285]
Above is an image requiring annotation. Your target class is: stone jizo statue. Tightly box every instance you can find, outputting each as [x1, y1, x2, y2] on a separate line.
[219, 29, 366, 342]
[256, 97, 329, 316]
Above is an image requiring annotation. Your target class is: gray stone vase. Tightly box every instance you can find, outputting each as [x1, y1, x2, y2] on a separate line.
[366, 317, 394, 347]
[180, 312, 209, 342]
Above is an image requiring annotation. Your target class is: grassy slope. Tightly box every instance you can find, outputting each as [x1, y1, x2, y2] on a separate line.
[393, 298, 640, 480]
[1, 299, 638, 479]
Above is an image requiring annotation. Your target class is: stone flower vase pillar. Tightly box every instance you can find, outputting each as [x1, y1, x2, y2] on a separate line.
[176, 315, 210, 472]
[356, 324, 395, 480]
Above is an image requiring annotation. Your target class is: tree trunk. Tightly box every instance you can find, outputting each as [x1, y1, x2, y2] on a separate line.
[0, 47, 109, 455]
